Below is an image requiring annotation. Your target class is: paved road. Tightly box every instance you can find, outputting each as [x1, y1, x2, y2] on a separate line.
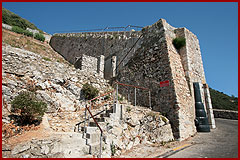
[167, 118, 238, 158]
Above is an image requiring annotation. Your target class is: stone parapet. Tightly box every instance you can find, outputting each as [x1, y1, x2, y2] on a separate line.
[213, 109, 238, 120]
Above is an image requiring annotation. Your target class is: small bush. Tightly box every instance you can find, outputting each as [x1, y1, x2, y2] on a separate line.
[126, 106, 131, 113]
[12, 26, 25, 34]
[118, 95, 123, 101]
[23, 30, 33, 37]
[110, 141, 116, 156]
[82, 83, 99, 100]
[34, 33, 45, 42]
[172, 37, 186, 50]
[42, 57, 51, 61]
[11, 91, 47, 125]
[12, 26, 33, 37]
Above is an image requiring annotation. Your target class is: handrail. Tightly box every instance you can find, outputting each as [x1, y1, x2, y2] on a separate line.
[115, 81, 151, 108]
[115, 81, 149, 90]
[85, 90, 115, 132]
[85, 105, 103, 133]
[84, 90, 115, 158]
[88, 90, 114, 102]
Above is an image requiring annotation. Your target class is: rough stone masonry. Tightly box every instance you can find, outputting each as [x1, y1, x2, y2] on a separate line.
[50, 19, 215, 141]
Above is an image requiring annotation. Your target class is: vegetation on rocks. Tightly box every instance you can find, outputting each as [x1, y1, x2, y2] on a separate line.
[2, 7, 43, 32]
[209, 88, 238, 111]
[172, 37, 186, 50]
[11, 91, 47, 125]
[34, 33, 45, 42]
[82, 83, 99, 100]
[12, 26, 33, 37]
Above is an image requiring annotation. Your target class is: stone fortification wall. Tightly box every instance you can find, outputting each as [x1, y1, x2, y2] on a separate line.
[49, 19, 212, 141]
[74, 54, 98, 73]
[116, 19, 196, 140]
[50, 31, 142, 76]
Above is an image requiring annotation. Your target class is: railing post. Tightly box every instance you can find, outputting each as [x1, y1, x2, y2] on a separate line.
[88, 102, 91, 125]
[83, 104, 87, 138]
[134, 87, 136, 106]
[149, 90, 152, 110]
[128, 88, 130, 103]
[116, 83, 119, 105]
[99, 132, 103, 158]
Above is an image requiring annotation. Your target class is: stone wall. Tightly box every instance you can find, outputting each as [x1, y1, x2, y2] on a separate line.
[50, 31, 142, 77]
[49, 19, 213, 141]
[116, 19, 196, 140]
[213, 109, 238, 120]
[2, 23, 12, 30]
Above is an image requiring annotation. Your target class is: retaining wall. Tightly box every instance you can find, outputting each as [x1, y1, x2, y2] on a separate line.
[213, 109, 238, 120]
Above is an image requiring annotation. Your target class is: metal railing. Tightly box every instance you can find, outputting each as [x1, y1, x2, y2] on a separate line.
[115, 81, 151, 109]
[77, 81, 152, 157]
[83, 90, 114, 158]
[56, 25, 143, 33]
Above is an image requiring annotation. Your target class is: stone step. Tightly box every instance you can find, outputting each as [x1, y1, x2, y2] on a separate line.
[88, 142, 102, 155]
[88, 121, 106, 128]
[106, 108, 114, 114]
[86, 133, 101, 145]
[95, 117, 105, 122]
[89, 121, 97, 127]
[85, 126, 99, 133]
[100, 112, 110, 118]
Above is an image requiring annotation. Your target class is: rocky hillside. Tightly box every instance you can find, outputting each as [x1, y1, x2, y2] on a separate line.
[2, 7, 43, 32]
[209, 88, 238, 111]
[2, 27, 174, 158]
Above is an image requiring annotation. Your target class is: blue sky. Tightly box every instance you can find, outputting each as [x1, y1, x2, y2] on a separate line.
[2, 2, 238, 97]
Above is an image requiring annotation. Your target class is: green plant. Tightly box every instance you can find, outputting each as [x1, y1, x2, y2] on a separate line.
[146, 111, 159, 118]
[118, 95, 123, 101]
[34, 33, 45, 42]
[12, 26, 25, 34]
[3, 7, 43, 32]
[23, 30, 33, 37]
[11, 91, 47, 125]
[172, 37, 186, 50]
[104, 95, 110, 100]
[209, 88, 238, 111]
[42, 57, 51, 61]
[82, 83, 99, 100]
[160, 115, 168, 123]
[110, 141, 116, 156]
[126, 106, 131, 113]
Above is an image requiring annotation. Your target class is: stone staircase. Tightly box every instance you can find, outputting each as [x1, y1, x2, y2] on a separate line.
[75, 103, 123, 157]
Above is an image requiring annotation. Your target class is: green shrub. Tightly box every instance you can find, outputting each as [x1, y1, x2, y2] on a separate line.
[82, 83, 99, 100]
[23, 30, 33, 37]
[118, 95, 123, 101]
[34, 33, 45, 42]
[3, 7, 43, 32]
[42, 57, 51, 61]
[110, 141, 116, 156]
[126, 106, 131, 113]
[11, 91, 47, 125]
[172, 37, 186, 50]
[209, 88, 238, 111]
[12, 26, 25, 34]
[11, 26, 33, 37]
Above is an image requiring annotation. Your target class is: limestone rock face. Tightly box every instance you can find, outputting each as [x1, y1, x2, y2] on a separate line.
[2, 44, 111, 117]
